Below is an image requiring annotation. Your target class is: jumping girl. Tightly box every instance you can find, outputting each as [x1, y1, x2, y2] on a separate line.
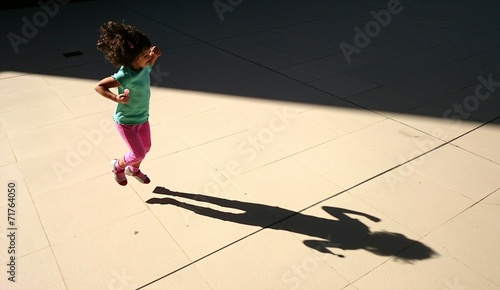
[95, 21, 161, 186]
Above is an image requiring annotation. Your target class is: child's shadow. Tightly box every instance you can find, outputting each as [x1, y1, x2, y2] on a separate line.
[147, 186, 436, 262]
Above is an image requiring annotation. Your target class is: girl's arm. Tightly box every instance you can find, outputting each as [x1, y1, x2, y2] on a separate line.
[149, 46, 162, 67]
[94, 77, 129, 104]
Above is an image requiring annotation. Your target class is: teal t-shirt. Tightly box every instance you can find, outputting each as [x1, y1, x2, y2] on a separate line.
[112, 64, 152, 125]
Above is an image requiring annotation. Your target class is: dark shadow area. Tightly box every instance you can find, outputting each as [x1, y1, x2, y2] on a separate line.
[1, 0, 500, 124]
[0, 0, 91, 11]
[148, 186, 437, 262]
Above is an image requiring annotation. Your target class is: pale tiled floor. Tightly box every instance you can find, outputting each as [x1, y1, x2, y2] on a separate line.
[1, 0, 500, 289]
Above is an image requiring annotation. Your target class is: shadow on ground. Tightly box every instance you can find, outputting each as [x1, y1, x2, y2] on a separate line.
[2, 0, 500, 123]
[148, 186, 437, 263]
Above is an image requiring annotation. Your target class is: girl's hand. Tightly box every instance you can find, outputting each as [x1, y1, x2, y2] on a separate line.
[148, 46, 161, 67]
[115, 92, 129, 104]
[150, 46, 161, 58]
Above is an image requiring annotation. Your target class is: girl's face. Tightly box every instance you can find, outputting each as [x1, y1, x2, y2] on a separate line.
[130, 47, 151, 70]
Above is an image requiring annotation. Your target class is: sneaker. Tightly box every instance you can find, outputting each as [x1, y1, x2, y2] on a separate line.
[110, 159, 127, 186]
[125, 166, 151, 184]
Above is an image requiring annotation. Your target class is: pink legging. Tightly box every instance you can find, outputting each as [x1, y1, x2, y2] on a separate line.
[115, 121, 151, 166]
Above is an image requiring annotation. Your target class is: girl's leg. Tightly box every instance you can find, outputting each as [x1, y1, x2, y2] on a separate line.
[129, 121, 151, 171]
[117, 121, 151, 184]
[115, 123, 147, 167]
[112, 122, 147, 185]
[118, 158, 127, 168]
[131, 160, 142, 168]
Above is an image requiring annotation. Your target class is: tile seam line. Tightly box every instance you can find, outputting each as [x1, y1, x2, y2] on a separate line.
[335, 0, 500, 33]
[338, 0, 500, 32]
[29, 197, 71, 289]
[96, 2, 500, 287]
[355, 187, 500, 289]
[424, 186, 500, 240]
[102, 1, 498, 127]
[115, 1, 436, 130]
[109, 0, 376, 44]
[108, 0, 389, 114]
[388, 111, 500, 147]
[451, 145, 500, 166]
[136, 112, 500, 288]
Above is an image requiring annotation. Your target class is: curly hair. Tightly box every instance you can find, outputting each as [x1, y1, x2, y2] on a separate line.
[96, 21, 151, 68]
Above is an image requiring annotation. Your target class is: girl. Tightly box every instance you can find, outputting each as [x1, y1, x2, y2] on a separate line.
[95, 21, 161, 186]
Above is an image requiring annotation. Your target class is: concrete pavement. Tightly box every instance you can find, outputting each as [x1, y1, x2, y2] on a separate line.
[1, 0, 500, 289]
